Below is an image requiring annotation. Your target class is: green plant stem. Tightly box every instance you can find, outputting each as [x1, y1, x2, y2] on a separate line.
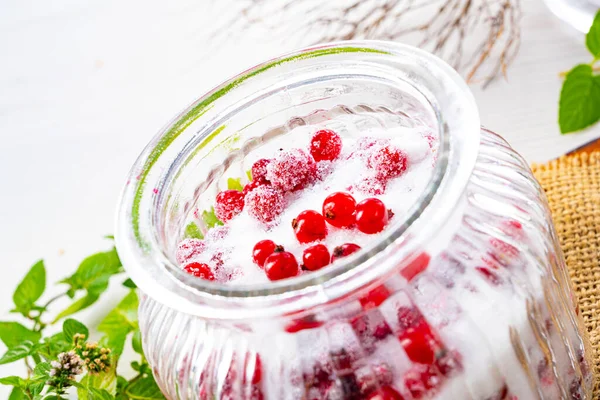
[24, 356, 34, 377]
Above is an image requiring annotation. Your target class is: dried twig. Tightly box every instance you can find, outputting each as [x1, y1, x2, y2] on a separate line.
[211, 0, 522, 88]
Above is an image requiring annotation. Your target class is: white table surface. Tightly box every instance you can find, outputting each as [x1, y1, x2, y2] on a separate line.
[1, 0, 600, 397]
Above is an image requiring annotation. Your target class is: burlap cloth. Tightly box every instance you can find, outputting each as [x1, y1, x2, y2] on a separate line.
[532, 151, 600, 397]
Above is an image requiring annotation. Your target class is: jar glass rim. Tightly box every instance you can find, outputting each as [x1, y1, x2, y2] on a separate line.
[115, 40, 480, 319]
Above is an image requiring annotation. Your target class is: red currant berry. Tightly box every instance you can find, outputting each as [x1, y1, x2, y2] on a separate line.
[243, 177, 269, 196]
[214, 190, 245, 222]
[359, 285, 390, 309]
[245, 185, 284, 224]
[176, 238, 205, 264]
[355, 198, 389, 234]
[310, 129, 342, 162]
[264, 251, 299, 281]
[476, 266, 503, 286]
[400, 252, 431, 282]
[284, 315, 323, 333]
[322, 192, 356, 228]
[266, 148, 317, 192]
[292, 210, 328, 244]
[302, 244, 330, 271]
[331, 243, 361, 263]
[404, 365, 442, 399]
[354, 175, 387, 195]
[252, 240, 283, 268]
[367, 386, 405, 400]
[367, 145, 408, 180]
[243, 354, 262, 385]
[183, 262, 214, 280]
[251, 158, 271, 181]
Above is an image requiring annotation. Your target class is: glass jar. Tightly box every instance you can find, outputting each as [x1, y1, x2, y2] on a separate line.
[115, 41, 594, 399]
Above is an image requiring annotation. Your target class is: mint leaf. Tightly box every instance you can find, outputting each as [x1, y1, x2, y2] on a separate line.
[60, 248, 122, 292]
[54, 248, 122, 323]
[0, 341, 35, 365]
[13, 260, 46, 316]
[53, 292, 100, 323]
[77, 367, 117, 398]
[246, 169, 252, 181]
[227, 177, 244, 191]
[8, 387, 27, 400]
[0, 376, 25, 386]
[63, 318, 89, 342]
[131, 330, 143, 355]
[122, 278, 137, 289]
[38, 333, 71, 359]
[125, 375, 165, 399]
[0, 322, 41, 348]
[98, 291, 139, 356]
[559, 64, 600, 133]
[32, 362, 51, 381]
[202, 207, 223, 228]
[184, 222, 203, 239]
[586, 10, 600, 57]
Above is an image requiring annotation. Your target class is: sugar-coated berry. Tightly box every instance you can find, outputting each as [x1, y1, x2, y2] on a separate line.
[266, 148, 317, 192]
[302, 244, 330, 271]
[367, 386, 405, 400]
[354, 175, 387, 195]
[355, 198, 389, 234]
[252, 240, 282, 268]
[310, 129, 342, 161]
[367, 145, 408, 180]
[183, 262, 215, 280]
[251, 158, 272, 180]
[292, 210, 328, 244]
[264, 251, 299, 281]
[214, 190, 245, 222]
[176, 238, 205, 264]
[243, 177, 269, 196]
[331, 243, 361, 263]
[404, 365, 442, 399]
[322, 192, 356, 228]
[245, 185, 284, 224]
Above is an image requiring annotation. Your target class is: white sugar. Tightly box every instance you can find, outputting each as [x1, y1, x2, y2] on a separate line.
[184, 114, 436, 285]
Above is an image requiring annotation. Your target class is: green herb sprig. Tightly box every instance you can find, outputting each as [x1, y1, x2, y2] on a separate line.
[0, 240, 165, 400]
[559, 10, 600, 134]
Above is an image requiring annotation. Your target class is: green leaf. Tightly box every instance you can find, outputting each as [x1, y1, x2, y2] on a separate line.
[13, 260, 46, 315]
[183, 222, 203, 239]
[122, 278, 137, 289]
[586, 10, 600, 57]
[246, 169, 252, 181]
[227, 177, 244, 191]
[98, 291, 139, 356]
[0, 322, 41, 348]
[125, 375, 165, 399]
[0, 376, 25, 386]
[77, 366, 117, 398]
[43, 396, 65, 400]
[559, 64, 600, 133]
[53, 292, 101, 323]
[60, 248, 122, 292]
[63, 318, 89, 342]
[202, 207, 223, 228]
[131, 330, 143, 355]
[0, 341, 35, 365]
[27, 380, 45, 397]
[38, 333, 71, 359]
[33, 362, 51, 380]
[8, 387, 27, 400]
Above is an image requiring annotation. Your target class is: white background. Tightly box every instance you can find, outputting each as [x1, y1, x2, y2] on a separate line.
[1, 0, 600, 397]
